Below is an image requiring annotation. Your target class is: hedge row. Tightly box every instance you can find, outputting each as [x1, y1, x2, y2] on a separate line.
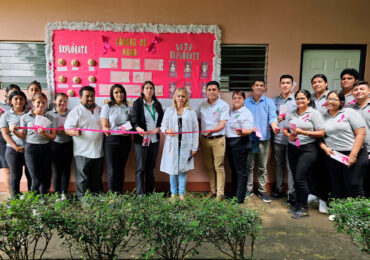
[0, 192, 262, 260]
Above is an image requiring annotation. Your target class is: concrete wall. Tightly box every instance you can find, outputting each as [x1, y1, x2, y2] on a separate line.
[0, 0, 369, 192]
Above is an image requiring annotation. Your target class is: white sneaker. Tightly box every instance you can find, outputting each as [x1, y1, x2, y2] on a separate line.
[307, 194, 319, 204]
[328, 214, 335, 221]
[61, 193, 67, 200]
[319, 200, 328, 214]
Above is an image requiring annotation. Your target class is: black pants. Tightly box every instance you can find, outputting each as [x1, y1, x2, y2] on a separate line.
[24, 142, 52, 195]
[308, 149, 330, 201]
[5, 146, 32, 196]
[226, 137, 249, 203]
[288, 142, 318, 209]
[325, 148, 367, 199]
[134, 141, 159, 195]
[104, 135, 131, 193]
[51, 140, 73, 194]
[74, 156, 104, 200]
[365, 158, 370, 198]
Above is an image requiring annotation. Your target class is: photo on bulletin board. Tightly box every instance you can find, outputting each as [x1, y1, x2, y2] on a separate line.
[45, 22, 221, 107]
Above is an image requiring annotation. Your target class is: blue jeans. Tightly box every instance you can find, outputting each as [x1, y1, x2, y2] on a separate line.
[169, 146, 188, 195]
[170, 173, 187, 195]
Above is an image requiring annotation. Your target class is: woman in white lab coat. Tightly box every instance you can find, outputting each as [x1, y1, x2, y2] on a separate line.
[160, 87, 199, 199]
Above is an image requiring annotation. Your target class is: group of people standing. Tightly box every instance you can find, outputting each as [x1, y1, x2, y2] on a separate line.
[0, 69, 368, 221]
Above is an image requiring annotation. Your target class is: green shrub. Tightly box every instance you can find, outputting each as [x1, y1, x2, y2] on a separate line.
[329, 197, 369, 254]
[0, 192, 59, 260]
[198, 197, 262, 260]
[132, 193, 205, 259]
[54, 192, 140, 260]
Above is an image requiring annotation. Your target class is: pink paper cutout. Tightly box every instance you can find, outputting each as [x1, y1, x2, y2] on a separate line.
[255, 129, 262, 138]
[279, 113, 286, 119]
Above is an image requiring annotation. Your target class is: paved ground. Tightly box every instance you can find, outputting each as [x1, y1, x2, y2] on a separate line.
[0, 192, 368, 259]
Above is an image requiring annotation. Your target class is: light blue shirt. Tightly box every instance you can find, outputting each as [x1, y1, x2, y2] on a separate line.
[244, 95, 277, 141]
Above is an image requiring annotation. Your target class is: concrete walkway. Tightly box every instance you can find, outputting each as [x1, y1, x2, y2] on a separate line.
[0, 192, 367, 259]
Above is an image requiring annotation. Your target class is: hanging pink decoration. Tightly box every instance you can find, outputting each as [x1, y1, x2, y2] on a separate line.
[102, 36, 115, 54]
[146, 37, 159, 54]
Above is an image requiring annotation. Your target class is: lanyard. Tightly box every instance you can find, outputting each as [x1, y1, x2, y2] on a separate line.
[144, 103, 156, 121]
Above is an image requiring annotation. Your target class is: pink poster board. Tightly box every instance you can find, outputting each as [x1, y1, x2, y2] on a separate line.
[46, 22, 221, 99]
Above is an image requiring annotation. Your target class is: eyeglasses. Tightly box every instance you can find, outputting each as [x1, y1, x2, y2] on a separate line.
[295, 98, 307, 101]
[327, 98, 339, 102]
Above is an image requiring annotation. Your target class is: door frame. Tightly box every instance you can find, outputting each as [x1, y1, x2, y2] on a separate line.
[299, 44, 367, 90]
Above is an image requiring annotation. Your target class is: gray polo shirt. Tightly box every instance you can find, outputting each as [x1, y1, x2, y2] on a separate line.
[273, 93, 297, 145]
[20, 111, 55, 144]
[285, 107, 325, 146]
[311, 91, 329, 116]
[345, 103, 370, 153]
[344, 93, 356, 107]
[46, 109, 72, 144]
[143, 100, 159, 143]
[100, 103, 130, 136]
[0, 101, 11, 112]
[197, 98, 229, 136]
[323, 108, 365, 151]
[0, 108, 26, 147]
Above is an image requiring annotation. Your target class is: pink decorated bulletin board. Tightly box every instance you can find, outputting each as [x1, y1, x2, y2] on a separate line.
[46, 22, 221, 102]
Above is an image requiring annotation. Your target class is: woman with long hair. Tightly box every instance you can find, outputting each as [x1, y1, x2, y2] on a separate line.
[0, 90, 32, 197]
[100, 84, 132, 193]
[160, 87, 198, 199]
[130, 81, 164, 196]
[284, 90, 325, 219]
[15, 93, 56, 194]
[320, 91, 367, 205]
[0, 84, 21, 196]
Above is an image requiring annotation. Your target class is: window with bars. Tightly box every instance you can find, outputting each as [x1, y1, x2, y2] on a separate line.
[0, 42, 47, 89]
[221, 45, 268, 91]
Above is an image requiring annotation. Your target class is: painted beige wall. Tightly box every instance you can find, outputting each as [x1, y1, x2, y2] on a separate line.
[0, 0, 369, 190]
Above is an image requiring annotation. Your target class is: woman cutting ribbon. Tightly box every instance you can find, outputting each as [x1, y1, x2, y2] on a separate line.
[100, 84, 132, 193]
[160, 87, 198, 200]
[283, 90, 325, 219]
[130, 81, 164, 196]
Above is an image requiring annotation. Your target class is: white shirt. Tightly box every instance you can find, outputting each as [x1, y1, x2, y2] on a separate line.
[225, 106, 254, 138]
[64, 103, 103, 158]
[197, 98, 229, 136]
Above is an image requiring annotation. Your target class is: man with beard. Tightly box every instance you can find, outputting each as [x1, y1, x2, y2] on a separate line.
[65, 86, 104, 199]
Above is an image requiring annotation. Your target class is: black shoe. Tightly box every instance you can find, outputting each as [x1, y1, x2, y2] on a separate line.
[222, 194, 234, 200]
[287, 192, 296, 206]
[257, 192, 271, 203]
[288, 205, 299, 214]
[270, 190, 284, 200]
[291, 208, 309, 219]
